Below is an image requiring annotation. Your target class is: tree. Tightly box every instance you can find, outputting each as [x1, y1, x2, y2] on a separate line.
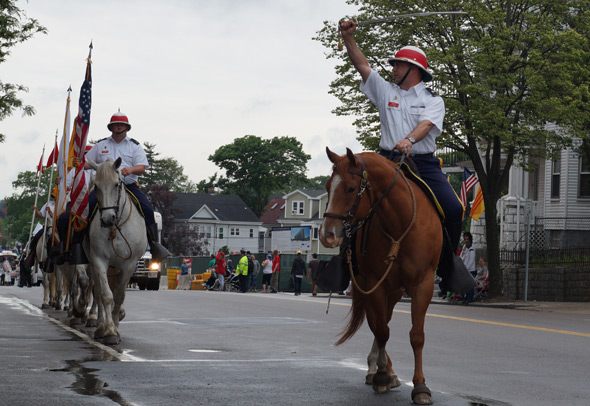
[208, 135, 311, 216]
[0, 2, 47, 142]
[315, 1, 590, 297]
[4, 169, 54, 245]
[142, 142, 197, 193]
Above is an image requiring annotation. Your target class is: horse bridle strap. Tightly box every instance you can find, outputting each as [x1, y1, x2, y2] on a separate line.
[98, 176, 126, 224]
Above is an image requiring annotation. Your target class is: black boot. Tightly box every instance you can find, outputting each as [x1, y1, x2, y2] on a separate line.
[71, 244, 89, 265]
[437, 228, 476, 293]
[147, 223, 171, 261]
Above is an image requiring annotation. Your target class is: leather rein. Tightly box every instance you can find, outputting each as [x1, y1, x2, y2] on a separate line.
[323, 154, 417, 295]
[96, 174, 134, 260]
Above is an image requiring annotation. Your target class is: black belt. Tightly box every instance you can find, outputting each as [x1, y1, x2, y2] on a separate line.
[380, 149, 434, 159]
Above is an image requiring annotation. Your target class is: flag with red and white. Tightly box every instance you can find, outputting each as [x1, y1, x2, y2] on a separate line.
[37, 152, 44, 175]
[70, 52, 92, 229]
[460, 167, 478, 207]
[46, 142, 58, 167]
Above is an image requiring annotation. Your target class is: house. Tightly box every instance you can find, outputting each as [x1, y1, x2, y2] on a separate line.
[471, 142, 590, 250]
[171, 193, 264, 255]
[259, 195, 285, 253]
[276, 189, 338, 255]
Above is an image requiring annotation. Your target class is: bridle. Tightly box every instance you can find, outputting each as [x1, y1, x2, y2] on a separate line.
[323, 153, 417, 295]
[97, 175, 126, 226]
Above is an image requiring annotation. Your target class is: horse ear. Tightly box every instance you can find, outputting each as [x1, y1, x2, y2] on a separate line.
[113, 157, 122, 170]
[346, 148, 356, 165]
[326, 147, 339, 163]
[87, 158, 98, 171]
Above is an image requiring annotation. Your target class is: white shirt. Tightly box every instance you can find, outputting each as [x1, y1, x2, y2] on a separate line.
[86, 136, 149, 184]
[360, 69, 445, 154]
[460, 244, 476, 274]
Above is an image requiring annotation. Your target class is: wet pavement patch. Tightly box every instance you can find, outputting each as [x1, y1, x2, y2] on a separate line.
[50, 359, 132, 405]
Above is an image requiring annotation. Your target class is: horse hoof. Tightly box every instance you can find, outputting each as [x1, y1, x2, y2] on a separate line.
[86, 319, 97, 328]
[372, 384, 389, 394]
[69, 318, 81, 326]
[390, 374, 401, 388]
[54, 305, 61, 311]
[94, 327, 105, 339]
[411, 382, 432, 405]
[64, 306, 69, 312]
[365, 373, 375, 385]
[103, 335, 121, 346]
[41, 304, 50, 309]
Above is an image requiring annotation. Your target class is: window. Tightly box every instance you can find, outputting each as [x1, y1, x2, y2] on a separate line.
[231, 227, 240, 236]
[249, 229, 254, 238]
[218, 227, 224, 239]
[550, 156, 561, 199]
[580, 150, 590, 198]
[291, 200, 304, 215]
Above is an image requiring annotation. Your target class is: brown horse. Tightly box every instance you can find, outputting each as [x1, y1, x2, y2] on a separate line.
[319, 147, 442, 405]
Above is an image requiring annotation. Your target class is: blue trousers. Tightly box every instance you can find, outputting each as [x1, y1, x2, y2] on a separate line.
[379, 151, 464, 252]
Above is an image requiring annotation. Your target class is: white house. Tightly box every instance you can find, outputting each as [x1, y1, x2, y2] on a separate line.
[171, 193, 264, 254]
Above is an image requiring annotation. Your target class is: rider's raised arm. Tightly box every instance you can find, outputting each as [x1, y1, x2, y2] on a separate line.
[339, 20, 372, 83]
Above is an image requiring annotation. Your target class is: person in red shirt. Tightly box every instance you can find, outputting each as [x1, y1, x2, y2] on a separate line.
[215, 252, 227, 291]
[271, 250, 280, 293]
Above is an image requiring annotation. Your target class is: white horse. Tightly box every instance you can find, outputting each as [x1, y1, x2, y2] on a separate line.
[86, 157, 147, 345]
[33, 221, 65, 310]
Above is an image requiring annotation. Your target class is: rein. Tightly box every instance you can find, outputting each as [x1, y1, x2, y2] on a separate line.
[324, 153, 417, 296]
[96, 174, 134, 260]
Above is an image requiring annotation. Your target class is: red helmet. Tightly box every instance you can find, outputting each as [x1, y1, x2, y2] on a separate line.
[388, 46, 433, 82]
[107, 111, 132, 131]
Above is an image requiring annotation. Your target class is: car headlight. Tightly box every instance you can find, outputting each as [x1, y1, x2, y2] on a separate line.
[150, 262, 160, 270]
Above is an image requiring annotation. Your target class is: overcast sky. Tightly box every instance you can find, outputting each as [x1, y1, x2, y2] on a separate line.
[0, 0, 362, 198]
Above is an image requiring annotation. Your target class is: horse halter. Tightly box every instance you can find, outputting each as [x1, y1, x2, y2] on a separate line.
[97, 175, 126, 226]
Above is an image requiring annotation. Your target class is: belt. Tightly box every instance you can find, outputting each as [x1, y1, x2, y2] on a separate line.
[380, 149, 434, 159]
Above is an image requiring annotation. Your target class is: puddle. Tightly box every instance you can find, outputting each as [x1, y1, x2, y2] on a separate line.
[50, 359, 132, 405]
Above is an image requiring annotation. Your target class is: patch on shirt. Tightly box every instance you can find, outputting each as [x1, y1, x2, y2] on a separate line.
[410, 105, 426, 108]
[101, 147, 109, 154]
[387, 101, 399, 108]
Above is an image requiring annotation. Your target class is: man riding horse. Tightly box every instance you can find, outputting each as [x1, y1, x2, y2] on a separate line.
[339, 20, 471, 291]
[55, 111, 170, 264]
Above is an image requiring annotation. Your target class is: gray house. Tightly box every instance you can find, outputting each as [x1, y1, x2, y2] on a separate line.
[171, 193, 264, 255]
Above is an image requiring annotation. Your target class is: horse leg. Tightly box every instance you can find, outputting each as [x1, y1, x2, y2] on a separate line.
[111, 272, 129, 327]
[41, 267, 51, 309]
[407, 275, 434, 405]
[95, 267, 120, 345]
[86, 291, 98, 328]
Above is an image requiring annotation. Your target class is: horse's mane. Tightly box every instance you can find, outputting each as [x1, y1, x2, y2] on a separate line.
[95, 159, 120, 184]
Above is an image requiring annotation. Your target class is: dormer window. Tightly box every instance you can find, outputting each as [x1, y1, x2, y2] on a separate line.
[292, 200, 304, 215]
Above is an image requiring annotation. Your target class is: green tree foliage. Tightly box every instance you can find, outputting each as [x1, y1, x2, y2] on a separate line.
[208, 135, 311, 217]
[0, 1, 47, 142]
[315, 0, 590, 296]
[4, 170, 54, 246]
[142, 142, 197, 193]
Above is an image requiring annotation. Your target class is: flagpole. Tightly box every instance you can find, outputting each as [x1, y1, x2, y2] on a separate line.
[39, 130, 59, 260]
[25, 145, 45, 255]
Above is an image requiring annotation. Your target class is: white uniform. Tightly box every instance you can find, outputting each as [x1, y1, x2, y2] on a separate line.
[360, 69, 445, 154]
[86, 136, 149, 184]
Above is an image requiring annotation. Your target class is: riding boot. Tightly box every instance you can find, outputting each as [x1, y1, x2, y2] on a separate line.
[71, 243, 89, 265]
[147, 223, 171, 262]
[23, 251, 36, 267]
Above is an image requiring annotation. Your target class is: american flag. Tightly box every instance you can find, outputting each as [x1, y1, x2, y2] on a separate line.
[460, 167, 478, 207]
[70, 53, 92, 230]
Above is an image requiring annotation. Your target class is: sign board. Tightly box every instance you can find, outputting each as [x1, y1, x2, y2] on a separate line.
[271, 226, 312, 252]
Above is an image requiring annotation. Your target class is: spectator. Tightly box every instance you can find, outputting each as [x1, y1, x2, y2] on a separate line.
[261, 254, 273, 293]
[215, 252, 227, 291]
[291, 251, 306, 296]
[249, 254, 260, 292]
[271, 250, 280, 293]
[237, 250, 249, 293]
[308, 253, 320, 296]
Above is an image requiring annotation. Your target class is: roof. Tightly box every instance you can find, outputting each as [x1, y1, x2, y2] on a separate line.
[172, 193, 260, 222]
[283, 189, 326, 199]
[259, 198, 285, 225]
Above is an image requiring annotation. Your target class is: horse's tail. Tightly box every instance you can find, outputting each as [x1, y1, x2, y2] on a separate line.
[335, 289, 365, 345]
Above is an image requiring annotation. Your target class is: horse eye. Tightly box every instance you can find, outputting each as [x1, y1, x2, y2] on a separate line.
[346, 186, 356, 194]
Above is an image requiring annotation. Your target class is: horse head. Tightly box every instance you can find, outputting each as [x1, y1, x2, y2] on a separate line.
[320, 147, 370, 248]
[88, 157, 124, 228]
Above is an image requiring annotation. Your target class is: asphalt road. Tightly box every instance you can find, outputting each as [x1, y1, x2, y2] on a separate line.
[1, 286, 589, 406]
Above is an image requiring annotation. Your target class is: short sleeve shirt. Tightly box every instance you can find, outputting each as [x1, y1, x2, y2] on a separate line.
[86, 136, 149, 184]
[360, 69, 445, 154]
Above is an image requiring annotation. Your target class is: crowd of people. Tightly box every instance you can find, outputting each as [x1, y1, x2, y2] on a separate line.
[192, 249, 324, 295]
